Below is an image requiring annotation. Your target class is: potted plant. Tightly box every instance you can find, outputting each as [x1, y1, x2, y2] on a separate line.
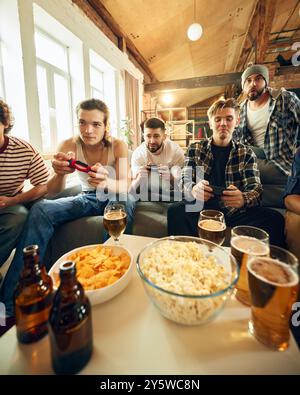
[120, 117, 134, 149]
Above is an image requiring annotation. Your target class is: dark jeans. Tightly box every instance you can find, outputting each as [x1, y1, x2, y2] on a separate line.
[167, 201, 286, 248]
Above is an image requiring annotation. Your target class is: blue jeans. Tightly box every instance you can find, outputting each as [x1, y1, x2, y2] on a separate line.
[0, 192, 136, 317]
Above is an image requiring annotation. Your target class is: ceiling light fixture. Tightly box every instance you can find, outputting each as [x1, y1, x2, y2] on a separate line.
[162, 93, 174, 105]
[187, 0, 203, 41]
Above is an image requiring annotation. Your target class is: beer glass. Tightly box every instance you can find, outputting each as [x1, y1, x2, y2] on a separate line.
[103, 203, 127, 244]
[198, 210, 226, 245]
[230, 226, 269, 306]
[247, 246, 299, 351]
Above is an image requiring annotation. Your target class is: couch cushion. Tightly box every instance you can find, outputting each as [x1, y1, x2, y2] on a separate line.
[44, 201, 170, 267]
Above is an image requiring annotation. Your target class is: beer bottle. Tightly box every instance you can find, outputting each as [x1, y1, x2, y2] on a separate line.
[49, 261, 93, 375]
[14, 245, 53, 344]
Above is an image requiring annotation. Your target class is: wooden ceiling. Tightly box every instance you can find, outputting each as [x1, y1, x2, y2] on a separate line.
[75, 0, 300, 107]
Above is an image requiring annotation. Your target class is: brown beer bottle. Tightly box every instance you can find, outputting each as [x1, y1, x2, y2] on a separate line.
[49, 261, 93, 375]
[14, 245, 53, 344]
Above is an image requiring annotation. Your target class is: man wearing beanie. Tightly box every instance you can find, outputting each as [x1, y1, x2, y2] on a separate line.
[234, 64, 300, 188]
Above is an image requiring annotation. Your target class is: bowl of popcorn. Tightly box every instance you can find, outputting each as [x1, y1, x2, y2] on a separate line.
[49, 244, 133, 305]
[136, 236, 239, 325]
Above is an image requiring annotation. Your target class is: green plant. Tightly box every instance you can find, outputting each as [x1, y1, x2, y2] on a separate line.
[120, 117, 134, 149]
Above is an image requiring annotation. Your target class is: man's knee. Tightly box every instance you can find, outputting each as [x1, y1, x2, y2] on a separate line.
[27, 200, 50, 221]
[10, 207, 28, 228]
[167, 202, 186, 219]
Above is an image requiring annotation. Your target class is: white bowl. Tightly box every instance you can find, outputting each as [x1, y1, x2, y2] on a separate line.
[49, 244, 134, 305]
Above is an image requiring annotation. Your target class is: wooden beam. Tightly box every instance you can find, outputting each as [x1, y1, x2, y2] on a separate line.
[267, 38, 300, 53]
[85, 0, 156, 81]
[236, 0, 260, 71]
[276, 65, 300, 76]
[256, 0, 277, 63]
[72, 0, 117, 44]
[144, 72, 242, 92]
[71, 0, 156, 82]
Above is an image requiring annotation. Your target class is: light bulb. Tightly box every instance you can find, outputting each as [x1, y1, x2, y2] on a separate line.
[162, 93, 173, 105]
[187, 23, 203, 41]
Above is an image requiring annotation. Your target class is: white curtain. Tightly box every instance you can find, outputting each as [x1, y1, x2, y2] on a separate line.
[124, 70, 140, 149]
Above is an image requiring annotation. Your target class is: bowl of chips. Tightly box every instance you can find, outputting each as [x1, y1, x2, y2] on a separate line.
[49, 244, 133, 305]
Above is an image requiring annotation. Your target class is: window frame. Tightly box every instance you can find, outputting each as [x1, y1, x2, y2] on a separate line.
[35, 28, 73, 153]
[90, 64, 104, 100]
[0, 41, 6, 99]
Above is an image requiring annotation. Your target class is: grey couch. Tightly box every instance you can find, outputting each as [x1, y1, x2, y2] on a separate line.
[44, 185, 170, 267]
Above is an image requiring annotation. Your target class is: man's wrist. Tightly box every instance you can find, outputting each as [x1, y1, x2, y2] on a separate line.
[11, 195, 20, 205]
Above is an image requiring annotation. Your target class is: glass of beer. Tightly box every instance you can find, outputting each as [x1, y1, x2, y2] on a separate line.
[230, 226, 269, 306]
[103, 203, 127, 244]
[198, 210, 226, 245]
[247, 245, 299, 351]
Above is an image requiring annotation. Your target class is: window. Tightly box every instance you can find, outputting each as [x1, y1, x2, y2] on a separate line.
[90, 65, 104, 100]
[0, 41, 5, 99]
[35, 29, 73, 152]
[89, 50, 117, 136]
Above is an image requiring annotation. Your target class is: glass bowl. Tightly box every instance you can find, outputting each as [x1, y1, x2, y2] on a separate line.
[136, 236, 239, 325]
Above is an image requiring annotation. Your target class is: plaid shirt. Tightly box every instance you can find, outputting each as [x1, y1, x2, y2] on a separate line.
[284, 148, 300, 199]
[233, 88, 300, 176]
[181, 138, 262, 216]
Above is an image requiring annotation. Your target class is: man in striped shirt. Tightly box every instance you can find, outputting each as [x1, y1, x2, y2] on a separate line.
[0, 99, 49, 268]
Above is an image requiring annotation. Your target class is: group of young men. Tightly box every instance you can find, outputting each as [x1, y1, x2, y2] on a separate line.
[0, 63, 300, 318]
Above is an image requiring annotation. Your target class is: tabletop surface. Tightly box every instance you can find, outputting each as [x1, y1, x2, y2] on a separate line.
[0, 234, 299, 375]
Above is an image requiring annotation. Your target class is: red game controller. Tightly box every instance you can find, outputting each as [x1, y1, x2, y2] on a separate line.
[68, 159, 95, 173]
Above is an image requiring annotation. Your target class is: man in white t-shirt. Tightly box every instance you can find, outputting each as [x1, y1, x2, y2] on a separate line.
[131, 118, 184, 198]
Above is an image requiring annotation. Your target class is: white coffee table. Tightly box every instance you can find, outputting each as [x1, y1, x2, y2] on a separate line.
[0, 234, 299, 374]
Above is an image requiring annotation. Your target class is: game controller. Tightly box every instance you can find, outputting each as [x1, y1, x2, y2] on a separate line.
[68, 159, 96, 173]
[146, 164, 159, 171]
[210, 185, 226, 197]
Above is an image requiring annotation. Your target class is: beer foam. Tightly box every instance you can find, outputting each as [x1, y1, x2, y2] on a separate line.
[198, 219, 226, 232]
[231, 236, 268, 255]
[248, 258, 299, 287]
[104, 211, 126, 220]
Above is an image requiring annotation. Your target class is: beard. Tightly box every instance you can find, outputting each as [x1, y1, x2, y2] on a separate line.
[147, 142, 163, 153]
[247, 86, 265, 101]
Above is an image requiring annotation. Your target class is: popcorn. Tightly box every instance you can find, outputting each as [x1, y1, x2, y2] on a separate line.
[139, 240, 232, 325]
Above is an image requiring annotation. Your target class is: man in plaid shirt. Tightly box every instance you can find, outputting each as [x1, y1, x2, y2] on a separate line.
[168, 98, 285, 247]
[234, 64, 300, 181]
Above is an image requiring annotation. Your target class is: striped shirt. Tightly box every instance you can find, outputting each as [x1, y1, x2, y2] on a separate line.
[181, 138, 262, 217]
[0, 136, 49, 197]
[234, 87, 300, 176]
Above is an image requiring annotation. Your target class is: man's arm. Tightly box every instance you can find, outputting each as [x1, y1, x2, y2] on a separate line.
[171, 145, 185, 168]
[180, 143, 198, 193]
[0, 185, 47, 209]
[287, 91, 300, 147]
[239, 147, 263, 207]
[87, 139, 130, 193]
[285, 195, 300, 215]
[131, 147, 147, 179]
[47, 139, 76, 195]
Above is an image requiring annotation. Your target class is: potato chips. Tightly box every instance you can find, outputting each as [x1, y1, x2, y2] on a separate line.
[53, 246, 131, 291]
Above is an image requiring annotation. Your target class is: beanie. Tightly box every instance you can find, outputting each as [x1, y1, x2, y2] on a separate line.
[241, 64, 269, 87]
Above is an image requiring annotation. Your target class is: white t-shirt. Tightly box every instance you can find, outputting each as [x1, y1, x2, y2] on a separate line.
[131, 138, 185, 177]
[247, 98, 270, 148]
